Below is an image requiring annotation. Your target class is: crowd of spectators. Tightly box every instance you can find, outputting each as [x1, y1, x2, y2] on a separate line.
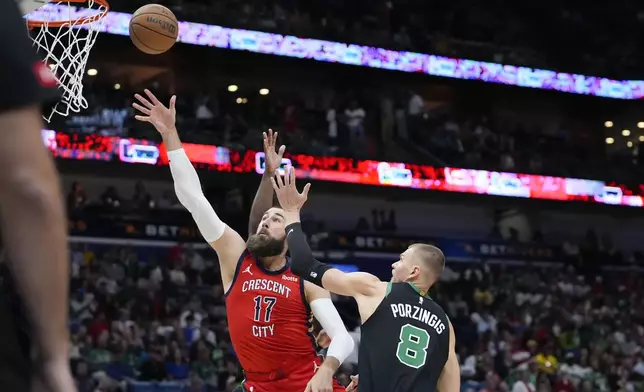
[443, 261, 644, 392]
[54, 79, 381, 160]
[57, 74, 644, 185]
[59, 76, 644, 185]
[68, 241, 246, 392]
[64, 230, 644, 392]
[406, 111, 644, 181]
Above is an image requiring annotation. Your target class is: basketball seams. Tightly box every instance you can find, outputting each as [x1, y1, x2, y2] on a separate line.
[130, 22, 178, 40]
[130, 11, 179, 32]
[129, 26, 166, 54]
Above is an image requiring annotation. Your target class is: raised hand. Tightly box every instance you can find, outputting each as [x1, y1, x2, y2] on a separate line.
[263, 129, 286, 173]
[270, 166, 311, 212]
[132, 89, 177, 135]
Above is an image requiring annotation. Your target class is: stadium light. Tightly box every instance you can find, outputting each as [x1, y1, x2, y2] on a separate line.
[628, 141, 634, 148]
[242, 98, 248, 104]
[640, 136, 644, 142]
[604, 121, 614, 128]
[622, 129, 631, 136]
[606, 137, 615, 144]
[638, 122, 644, 129]
[87, 68, 98, 76]
[259, 88, 270, 96]
[235, 97, 242, 104]
[114, 83, 121, 90]
[228, 85, 239, 92]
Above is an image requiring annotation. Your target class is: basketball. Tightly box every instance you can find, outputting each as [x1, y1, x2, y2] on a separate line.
[129, 4, 179, 55]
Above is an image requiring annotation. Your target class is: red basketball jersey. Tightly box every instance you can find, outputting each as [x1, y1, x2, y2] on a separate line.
[225, 251, 320, 382]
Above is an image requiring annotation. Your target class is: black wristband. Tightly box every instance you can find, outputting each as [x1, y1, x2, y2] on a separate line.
[285, 222, 331, 287]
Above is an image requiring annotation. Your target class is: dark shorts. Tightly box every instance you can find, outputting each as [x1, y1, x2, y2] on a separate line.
[0, 269, 32, 392]
[0, 0, 59, 111]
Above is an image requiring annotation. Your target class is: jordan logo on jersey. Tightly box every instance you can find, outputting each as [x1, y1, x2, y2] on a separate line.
[242, 265, 253, 275]
[419, 297, 424, 305]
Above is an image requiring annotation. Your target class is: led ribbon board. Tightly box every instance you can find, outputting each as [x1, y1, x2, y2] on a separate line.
[26, 4, 644, 100]
[43, 129, 644, 207]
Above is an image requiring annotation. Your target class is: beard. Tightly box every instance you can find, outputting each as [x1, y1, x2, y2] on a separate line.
[246, 233, 285, 258]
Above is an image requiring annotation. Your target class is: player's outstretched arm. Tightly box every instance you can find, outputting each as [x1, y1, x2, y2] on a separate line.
[248, 129, 285, 236]
[437, 321, 460, 392]
[271, 167, 383, 298]
[305, 283, 355, 368]
[291, 232, 382, 297]
[134, 90, 246, 290]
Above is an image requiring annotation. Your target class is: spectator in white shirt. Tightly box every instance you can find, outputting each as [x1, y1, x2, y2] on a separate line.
[169, 266, 187, 286]
[559, 352, 592, 387]
[512, 365, 535, 392]
[327, 107, 338, 142]
[70, 290, 95, 323]
[344, 100, 366, 143]
[408, 92, 424, 116]
[187, 249, 205, 272]
[195, 96, 215, 120]
[471, 311, 498, 334]
[406, 92, 425, 141]
[460, 351, 477, 378]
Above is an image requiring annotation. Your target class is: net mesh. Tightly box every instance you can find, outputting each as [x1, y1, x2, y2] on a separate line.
[27, 0, 108, 122]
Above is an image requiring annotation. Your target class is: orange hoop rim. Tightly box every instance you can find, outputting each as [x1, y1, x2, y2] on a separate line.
[27, 0, 110, 28]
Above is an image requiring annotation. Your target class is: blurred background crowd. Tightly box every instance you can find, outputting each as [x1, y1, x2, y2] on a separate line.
[15, 0, 644, 391]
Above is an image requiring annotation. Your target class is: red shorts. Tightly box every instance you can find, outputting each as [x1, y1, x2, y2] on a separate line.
[242, 360, 345, 392]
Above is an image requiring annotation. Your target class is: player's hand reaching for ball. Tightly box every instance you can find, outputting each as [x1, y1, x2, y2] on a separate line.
[271, 166, 311, 212]
[133, 89, 177, 135]
[263, 129, 286, 174]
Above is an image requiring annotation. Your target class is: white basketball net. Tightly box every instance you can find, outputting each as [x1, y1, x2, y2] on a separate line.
[26, 1, 108, 122]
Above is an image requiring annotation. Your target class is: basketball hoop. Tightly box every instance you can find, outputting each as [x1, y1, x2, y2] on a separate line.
[25, 0, 109, 122]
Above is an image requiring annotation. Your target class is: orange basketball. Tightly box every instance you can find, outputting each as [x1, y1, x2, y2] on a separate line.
[129, 4, 179, 55]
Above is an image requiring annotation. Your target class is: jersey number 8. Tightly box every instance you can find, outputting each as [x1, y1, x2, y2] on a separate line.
[396, 324, 430, 369]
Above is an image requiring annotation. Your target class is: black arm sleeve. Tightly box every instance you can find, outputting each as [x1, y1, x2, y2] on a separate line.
[285, 222, 331, 287]
[0, 1, 59, 111]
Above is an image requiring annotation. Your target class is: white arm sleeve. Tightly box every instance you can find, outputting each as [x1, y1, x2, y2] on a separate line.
[167, 149, 226, 242]
[310, 298, 355, 365]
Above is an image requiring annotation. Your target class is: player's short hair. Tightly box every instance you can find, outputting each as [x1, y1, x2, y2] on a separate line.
[411, 243, 445, 278]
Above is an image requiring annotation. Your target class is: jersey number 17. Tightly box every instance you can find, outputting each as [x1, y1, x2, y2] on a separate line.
[396, 324, 430, 369]
[253, 295, 277, 322]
